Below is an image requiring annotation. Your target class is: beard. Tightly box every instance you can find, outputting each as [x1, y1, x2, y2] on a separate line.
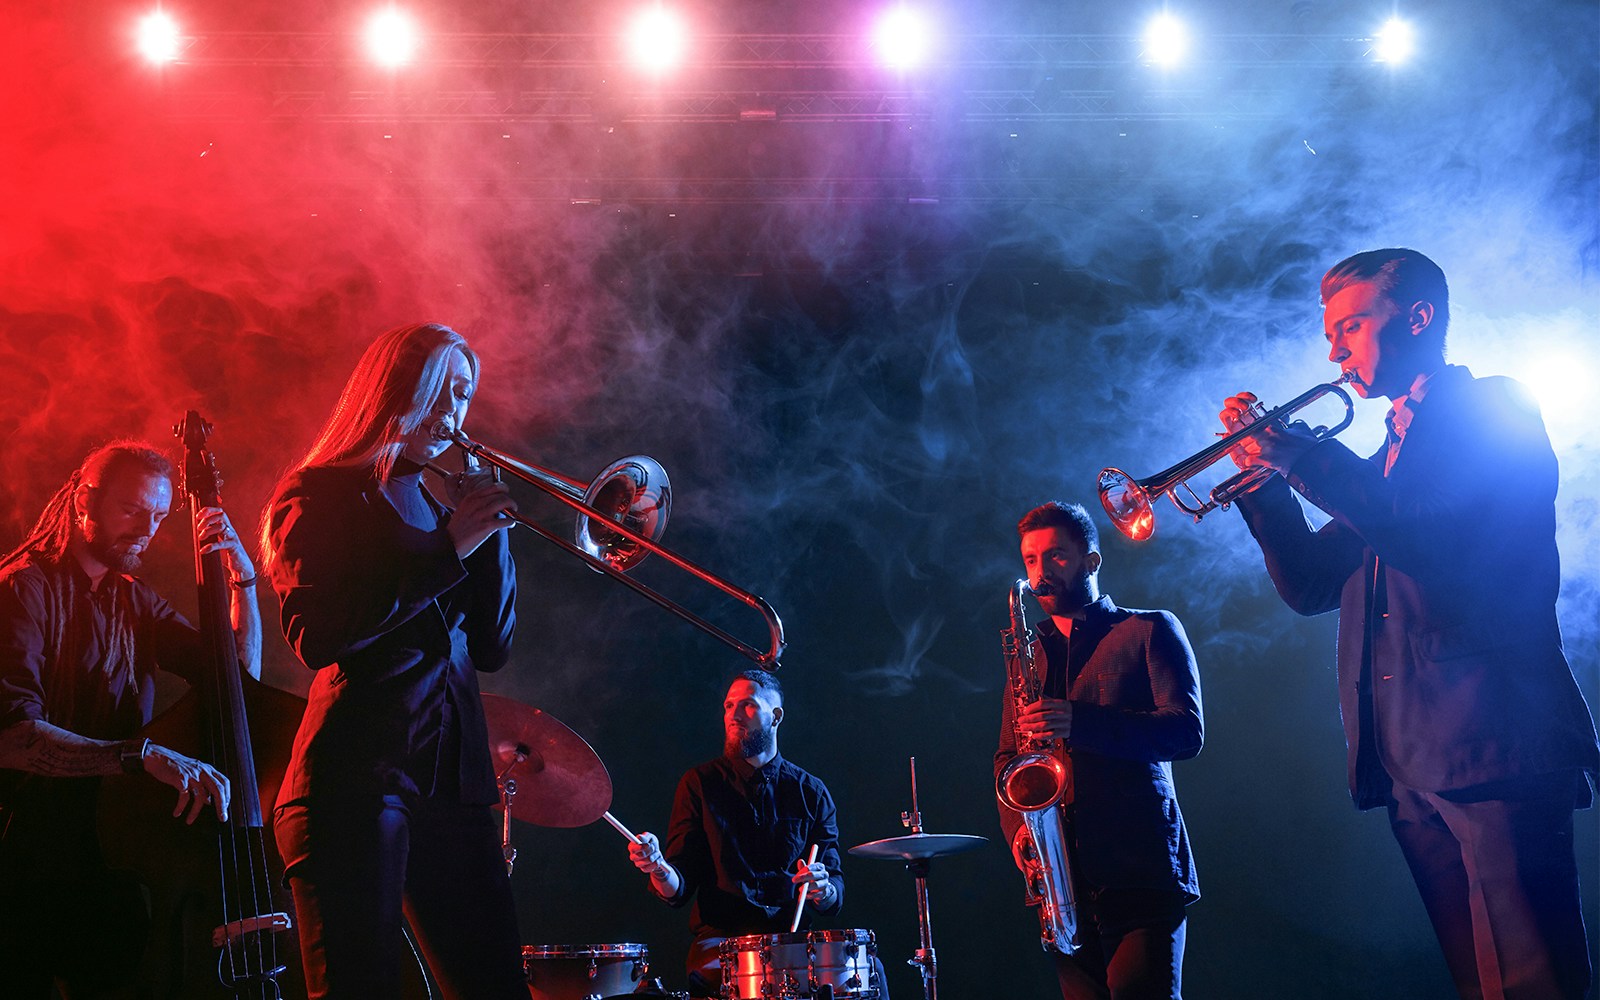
[725, 721, 776, 760]
[83, 524, 145, 574]
[1035, 570, 1095, 616]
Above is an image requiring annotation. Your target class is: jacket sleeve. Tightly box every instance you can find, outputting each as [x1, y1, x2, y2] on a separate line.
[994, 666, 1023, 846]
[1069, 611, 1204, 762]
[458, 529, 516, 673]
[269, 479, 468, 670]
[1235, 475, 1364, 617]
[1281, 376, 1555, 583]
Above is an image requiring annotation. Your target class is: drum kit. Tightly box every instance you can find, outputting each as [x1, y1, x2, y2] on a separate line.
[482, 695, 987, 1000]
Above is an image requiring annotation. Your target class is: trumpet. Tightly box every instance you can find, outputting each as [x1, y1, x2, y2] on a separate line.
[1097, 373, 1357, 541]
[428, 424, 786, 669]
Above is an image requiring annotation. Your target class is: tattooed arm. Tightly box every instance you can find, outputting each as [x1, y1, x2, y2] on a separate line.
[0, 719, 232, 824]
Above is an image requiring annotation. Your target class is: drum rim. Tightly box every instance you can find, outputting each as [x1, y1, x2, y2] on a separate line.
[521, 943, 649, 958]
[719, 928, 875, 950]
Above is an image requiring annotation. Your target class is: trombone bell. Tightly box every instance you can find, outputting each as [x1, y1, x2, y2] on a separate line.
[577, 457, 671, 572]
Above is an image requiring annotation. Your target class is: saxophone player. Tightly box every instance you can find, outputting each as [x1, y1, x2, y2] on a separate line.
[995, 501, 1204, 1000]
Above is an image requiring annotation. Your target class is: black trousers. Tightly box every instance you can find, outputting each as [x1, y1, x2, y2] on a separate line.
[1050, 888, 1188, 1000]
[276, 795, 525, 1000]
[1386, 774, 1592, 1000]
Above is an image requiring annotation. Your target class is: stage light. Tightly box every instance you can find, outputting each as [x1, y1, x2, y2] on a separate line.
[365, 6, 421, 68]
[872, 6, 934, 72]
[1142, 13, 1189, 68]
[625, 5, 689, 74]
[1374, 17, 1415, 64]
[136, 10, 182, 65]
[1513, 350, 1596, 433]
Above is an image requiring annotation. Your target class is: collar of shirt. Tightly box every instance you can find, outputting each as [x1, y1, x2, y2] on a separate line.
[1386, 368, 1444, 444]
[727, 752, 784, 788]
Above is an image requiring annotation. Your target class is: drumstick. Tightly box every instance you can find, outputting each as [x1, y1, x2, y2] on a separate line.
[789, 844, 819, 933]
[603, 810, 642, 845]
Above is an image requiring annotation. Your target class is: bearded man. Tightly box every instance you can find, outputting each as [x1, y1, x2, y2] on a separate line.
[626, 670, 888, 998]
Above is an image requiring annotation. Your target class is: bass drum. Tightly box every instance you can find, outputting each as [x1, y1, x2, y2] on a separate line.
[523, 942, 649, 1000]
[719, 929, 878, 999]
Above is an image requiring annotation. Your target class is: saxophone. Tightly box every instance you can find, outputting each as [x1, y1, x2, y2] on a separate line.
[995, 578, 1081, 954]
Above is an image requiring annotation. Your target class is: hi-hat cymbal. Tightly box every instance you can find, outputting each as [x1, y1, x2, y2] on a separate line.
[848, 833, 988, 861]
[482, 694, 612, 828]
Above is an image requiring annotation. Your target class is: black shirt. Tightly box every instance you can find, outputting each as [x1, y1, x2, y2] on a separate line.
[660, 752, 844, 939]
[0, 556, 202, 883]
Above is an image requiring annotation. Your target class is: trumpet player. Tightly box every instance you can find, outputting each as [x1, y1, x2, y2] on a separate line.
[996, 501, 1203, 1000]
[1220, 248, 1598, 1000]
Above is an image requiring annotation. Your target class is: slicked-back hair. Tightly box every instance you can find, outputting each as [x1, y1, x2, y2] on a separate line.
[1321, 248, 1450, 352]
[1016, 500, 1099, 555]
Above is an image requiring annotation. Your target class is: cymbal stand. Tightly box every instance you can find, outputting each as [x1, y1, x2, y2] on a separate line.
[900, 757, 938, 1000]
[497, 746, 528, 876]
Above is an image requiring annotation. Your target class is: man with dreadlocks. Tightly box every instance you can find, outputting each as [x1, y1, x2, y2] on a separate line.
[0, 439, 262, 999]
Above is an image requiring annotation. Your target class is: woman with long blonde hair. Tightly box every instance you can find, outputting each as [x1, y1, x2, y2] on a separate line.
[263, 322, 525, 999]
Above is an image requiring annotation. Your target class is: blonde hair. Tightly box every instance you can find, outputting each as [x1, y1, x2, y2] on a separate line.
[258, 323, 477, 573]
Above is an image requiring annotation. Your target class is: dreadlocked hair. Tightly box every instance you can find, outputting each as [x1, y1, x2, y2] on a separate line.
[1, 441, 174, 569]
[0, 441, 173, 727]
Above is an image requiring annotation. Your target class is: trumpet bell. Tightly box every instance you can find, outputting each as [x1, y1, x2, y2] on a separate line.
[1096, 468, 1155, 542]
[577, 456, 672, 572]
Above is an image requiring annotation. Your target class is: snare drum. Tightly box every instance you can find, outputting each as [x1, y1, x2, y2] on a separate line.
[522, 943, 649, 1000]
[718, 929, 878, 999]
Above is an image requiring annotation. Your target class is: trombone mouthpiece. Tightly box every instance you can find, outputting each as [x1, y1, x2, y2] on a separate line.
[429, 420, 458, 442]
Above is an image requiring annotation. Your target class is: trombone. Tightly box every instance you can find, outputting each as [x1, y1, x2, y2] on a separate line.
[428, 425, 786, 669]
[1097, 373, 1357, 541]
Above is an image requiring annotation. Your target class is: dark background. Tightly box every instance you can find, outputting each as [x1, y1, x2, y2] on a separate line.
[2, 1, 1596, 997]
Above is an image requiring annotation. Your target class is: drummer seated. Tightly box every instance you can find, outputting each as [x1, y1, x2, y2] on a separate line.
[627, 671, 890, 999]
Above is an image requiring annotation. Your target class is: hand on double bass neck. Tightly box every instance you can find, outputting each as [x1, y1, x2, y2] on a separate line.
[133, 741, 233, 825]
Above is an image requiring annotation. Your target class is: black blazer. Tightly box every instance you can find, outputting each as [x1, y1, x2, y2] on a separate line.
[995, 595, 1203, 899]
[268, 465, 516, 807]
[1237, 365, 1598, 807]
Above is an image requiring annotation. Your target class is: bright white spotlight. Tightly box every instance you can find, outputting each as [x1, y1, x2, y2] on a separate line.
[872, 7, 934, 72]
[1142, 13, 1189, 68]
[1374, 17, 1415, 64]
[365, 7, 421, 68]
[136, 10, 182, 65]
[625, 6, 689, 74]
[1516, 351, 1596, 430]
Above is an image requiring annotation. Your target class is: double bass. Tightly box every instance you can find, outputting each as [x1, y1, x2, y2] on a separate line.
[99, 411, 308, 998]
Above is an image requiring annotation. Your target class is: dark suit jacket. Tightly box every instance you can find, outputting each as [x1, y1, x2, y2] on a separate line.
[1237, 365, 1598, 808]
[267, 465, 516, 807]
[995, 595, 1203, 899]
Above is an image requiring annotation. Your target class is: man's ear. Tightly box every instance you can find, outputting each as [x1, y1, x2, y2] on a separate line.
[1408, 300, 1435, 338]
[1086, 550, 1102, 575]
[72, 483, 94, 522]
[771, 705, 783, 728]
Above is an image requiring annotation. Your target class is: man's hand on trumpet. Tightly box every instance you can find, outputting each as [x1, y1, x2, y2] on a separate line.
[1219, 392, 1320, 475]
